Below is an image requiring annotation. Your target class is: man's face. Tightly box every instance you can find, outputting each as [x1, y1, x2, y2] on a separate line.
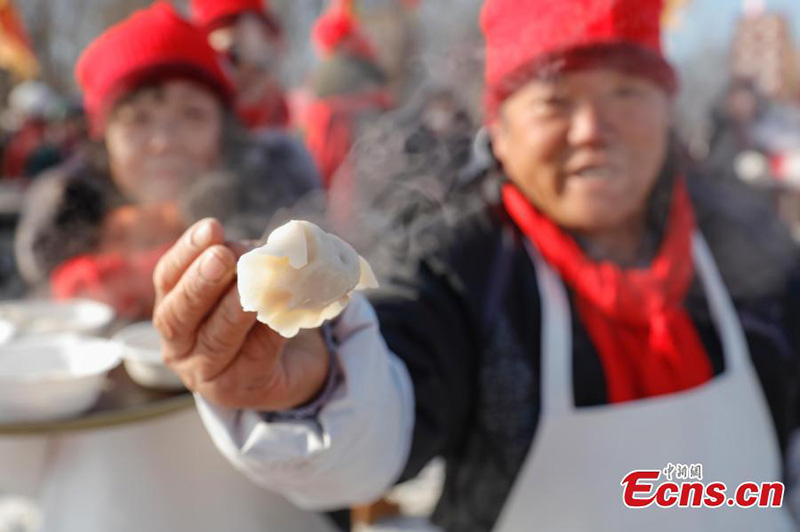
[491, 68, 672, 233]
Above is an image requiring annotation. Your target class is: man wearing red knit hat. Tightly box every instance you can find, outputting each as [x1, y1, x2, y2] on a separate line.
[190, 0, 290, 129]
[154, 1, 800, 530]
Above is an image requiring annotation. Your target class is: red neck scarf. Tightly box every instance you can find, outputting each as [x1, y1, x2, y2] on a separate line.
[502, 178, 713, 403]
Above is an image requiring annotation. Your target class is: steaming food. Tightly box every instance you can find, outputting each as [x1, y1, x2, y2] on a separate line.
[237, 220, 379, 338]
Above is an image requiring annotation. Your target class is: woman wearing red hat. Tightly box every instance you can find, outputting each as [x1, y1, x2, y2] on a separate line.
[190, 0, 290, 130]
[302, 0, 394, 190]
[15, 2, 320, 319]
[152, 0, 800, 530]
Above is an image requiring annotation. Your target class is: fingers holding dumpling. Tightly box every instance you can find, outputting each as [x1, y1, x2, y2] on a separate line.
[154, 244, 237, 359]
[196, 323, 288, 409]
[153, 218, 225, 304]
[176, 285, 259, 380]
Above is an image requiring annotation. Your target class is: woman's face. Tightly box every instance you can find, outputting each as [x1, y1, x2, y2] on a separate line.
[491, 68, 671, 234]
[105, 79, 223, 204]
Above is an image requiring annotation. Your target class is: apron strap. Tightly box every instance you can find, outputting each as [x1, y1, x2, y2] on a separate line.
[691, 233, 750, 373]
[524, 240, 574, 418]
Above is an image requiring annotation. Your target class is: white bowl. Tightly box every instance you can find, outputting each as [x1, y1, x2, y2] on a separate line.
[0, 335, 122, 423]
[0, 299, 115, 337]
[113, 322, 185, 391]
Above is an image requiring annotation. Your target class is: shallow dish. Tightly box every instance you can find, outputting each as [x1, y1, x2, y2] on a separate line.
[0, 335, 122, 423]
[0, 299, 114, 337]
[113, 322, 185, 391]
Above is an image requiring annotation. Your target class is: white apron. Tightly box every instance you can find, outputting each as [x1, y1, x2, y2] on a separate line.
[494, 234, 798, 531]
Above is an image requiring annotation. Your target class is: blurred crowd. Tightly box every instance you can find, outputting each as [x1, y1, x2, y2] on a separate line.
[0, 0, 475, 319]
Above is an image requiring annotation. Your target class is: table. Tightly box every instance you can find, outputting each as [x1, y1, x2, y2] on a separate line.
[0, 366, 336, 532]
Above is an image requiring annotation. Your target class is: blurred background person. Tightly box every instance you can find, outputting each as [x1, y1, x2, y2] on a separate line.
[190, 0, 291, 131]
[302, 0, 394, 190]
[703, 78, 768, 182]
[1, 80, 66, 180]
[14, 2, 320, 320]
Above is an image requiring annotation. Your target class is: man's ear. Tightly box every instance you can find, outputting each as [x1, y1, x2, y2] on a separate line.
[488, 113, 508, 167]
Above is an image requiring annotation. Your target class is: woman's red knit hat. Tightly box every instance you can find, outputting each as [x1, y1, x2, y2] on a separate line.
[480, 0, 678, 116]
[76, 2, 234, 136]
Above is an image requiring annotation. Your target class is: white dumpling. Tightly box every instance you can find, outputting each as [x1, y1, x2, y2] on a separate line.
[237, 220, 379, 338]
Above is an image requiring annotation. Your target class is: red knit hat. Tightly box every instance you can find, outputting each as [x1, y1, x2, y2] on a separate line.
[190, 0, 280, 34]
[312, 0, 377, 60]
[76, 2, 234, 136]
[480, 0, 677, 116]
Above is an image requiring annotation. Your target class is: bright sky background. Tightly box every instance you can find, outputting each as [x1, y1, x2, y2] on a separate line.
[665, 0, 800, 64]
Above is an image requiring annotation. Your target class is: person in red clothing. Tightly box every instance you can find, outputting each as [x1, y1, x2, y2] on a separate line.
[2, 117, 46, 179]
[15, 2, 320, 319]
[2, 81, 63, 179]
[302, 0, 394, 190]
[190, 0, 290, 130]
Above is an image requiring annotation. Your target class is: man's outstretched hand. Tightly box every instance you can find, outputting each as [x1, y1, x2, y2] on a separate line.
[152, 218, 330, 411]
